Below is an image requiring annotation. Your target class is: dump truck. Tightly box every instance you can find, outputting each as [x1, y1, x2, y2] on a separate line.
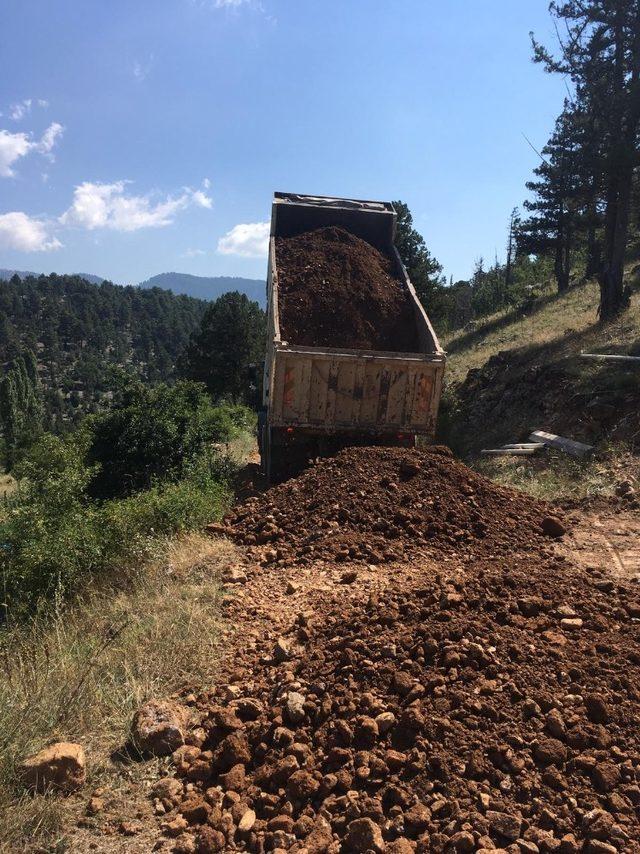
[259, 192, 446, 481]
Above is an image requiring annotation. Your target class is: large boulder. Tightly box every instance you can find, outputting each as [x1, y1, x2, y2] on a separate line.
[131, 699, 190, 756]
[20, 741, 86, 793]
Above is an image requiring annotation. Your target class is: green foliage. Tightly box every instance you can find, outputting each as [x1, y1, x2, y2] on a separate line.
[1, 433, 102, 615]
[531, 0, 640, 318]
[87, 380, 241, 498]
[0, 391, 245, 618]
[520, 107, 584, 293]
[0, 274, 207, 429]
[0, 349, 44, 469]
[181, 291, 265, 404]
[392, 201, 450, 327]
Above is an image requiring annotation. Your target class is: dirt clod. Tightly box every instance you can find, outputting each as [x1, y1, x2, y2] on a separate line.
[20, 741, 86, 794]
[131, 699, 190, 756]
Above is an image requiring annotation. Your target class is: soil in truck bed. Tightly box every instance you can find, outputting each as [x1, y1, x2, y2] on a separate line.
[276, 226, 420, 351]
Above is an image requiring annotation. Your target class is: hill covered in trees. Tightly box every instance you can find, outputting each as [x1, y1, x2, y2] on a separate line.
[139, 273, 265, 306]
[0, 269, 108, 286]
[0, 273, 208, 431]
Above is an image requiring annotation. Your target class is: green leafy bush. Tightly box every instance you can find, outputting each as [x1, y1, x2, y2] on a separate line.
[0, 388, 242, 620]
[87, 380, 239, 498]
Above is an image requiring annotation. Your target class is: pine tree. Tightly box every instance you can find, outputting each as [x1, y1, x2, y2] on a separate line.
[0, 373, 18, 468]
[0, 349, 44, 467]
[520, 108, 582, 293]
[392, 201, 447, 322]
[505, 207, 520, 300]
[181, 292, 266, 403]
[531, 0, 640, 318]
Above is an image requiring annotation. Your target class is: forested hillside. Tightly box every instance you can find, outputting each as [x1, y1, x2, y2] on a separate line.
[0, 274, 208, 430]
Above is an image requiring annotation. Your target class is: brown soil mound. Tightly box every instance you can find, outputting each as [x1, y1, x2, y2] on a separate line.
[221, 446, 559, 565]
[276, 226, 419, 351]
[161, 551, 640, 852]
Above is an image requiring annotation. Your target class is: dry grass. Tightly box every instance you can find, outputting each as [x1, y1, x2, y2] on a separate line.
[0, 533, 237, 852]
[0, 474, 17, 499]
[474, 445, 639, 503]
[443, 279, 640, 385]
[441, 273, 640, 499]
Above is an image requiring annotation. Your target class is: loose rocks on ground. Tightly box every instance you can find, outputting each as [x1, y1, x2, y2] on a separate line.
[147, 447, 640, 851]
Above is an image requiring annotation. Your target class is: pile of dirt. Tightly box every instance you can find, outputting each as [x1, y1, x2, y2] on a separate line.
[219, 446, 562, 566]
[154, 552, 640, 852]
[276, 227, 419, 352]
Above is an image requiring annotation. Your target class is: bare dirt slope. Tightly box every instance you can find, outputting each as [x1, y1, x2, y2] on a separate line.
[67, 448, 640, 854]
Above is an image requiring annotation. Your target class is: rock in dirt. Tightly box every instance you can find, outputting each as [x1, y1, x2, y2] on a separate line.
[585, 693, 609, 724]
[541, 515, 566, 538]
[273, 637, 292, 663]
[344, 816, 385, 852]
[20, 741, 86, 793]
[285, 691, 306, 724]
[238, 808, 256, 832]
[486, 810, 522, 841]
[131, 699, 190, 756]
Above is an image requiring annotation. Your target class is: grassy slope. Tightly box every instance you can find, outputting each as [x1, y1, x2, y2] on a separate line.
[0, 534, 235, 851]
[0, 430, 257, 850]
[443, 277, 640, 385]
[441, 275, 640, 500]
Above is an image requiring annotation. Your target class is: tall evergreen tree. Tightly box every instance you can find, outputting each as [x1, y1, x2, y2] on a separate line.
[505, 207, 521, 299]
[0, 349, 43, 468]
[181, 292, 266, 403]
[520, 107, 582, 293]
[392, 201, 448, 323]
[532, 0, 640, 318]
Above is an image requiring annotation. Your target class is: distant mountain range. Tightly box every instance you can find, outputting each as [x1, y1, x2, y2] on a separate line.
[139, 273, 265, 307]
[0, 269, 266, 307]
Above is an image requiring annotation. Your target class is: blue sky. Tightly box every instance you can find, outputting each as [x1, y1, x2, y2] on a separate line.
[0, 0, 567, 286]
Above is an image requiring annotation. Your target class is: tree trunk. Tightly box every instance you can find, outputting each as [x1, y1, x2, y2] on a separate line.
[598, 14, 639, 321]
[585, 186, 601, 279]
[585, 220, 600, 279]
[555, 238, 570, 293]
[598, 168, 633, 319]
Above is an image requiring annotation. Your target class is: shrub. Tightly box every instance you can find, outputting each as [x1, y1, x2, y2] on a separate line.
[0, 431, 235, 620]
[87, 380, 241, 499]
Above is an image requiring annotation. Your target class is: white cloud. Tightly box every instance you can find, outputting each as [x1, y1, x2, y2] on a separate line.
[183, 247, 207, 257]
[60, 181, 212, 232]
[191, 189, 212, 209]
[8, 98, 49, 121]
[217, 221, 269, 257]
[0, 122, 64, 177]
[38, 122, 64, 157]
[215, 0, 250, 5]
[133, 56, 154, 81]
[0, 130, 33, 177]
[0, 212, 61, 252]
[9, 99, 32, 121]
